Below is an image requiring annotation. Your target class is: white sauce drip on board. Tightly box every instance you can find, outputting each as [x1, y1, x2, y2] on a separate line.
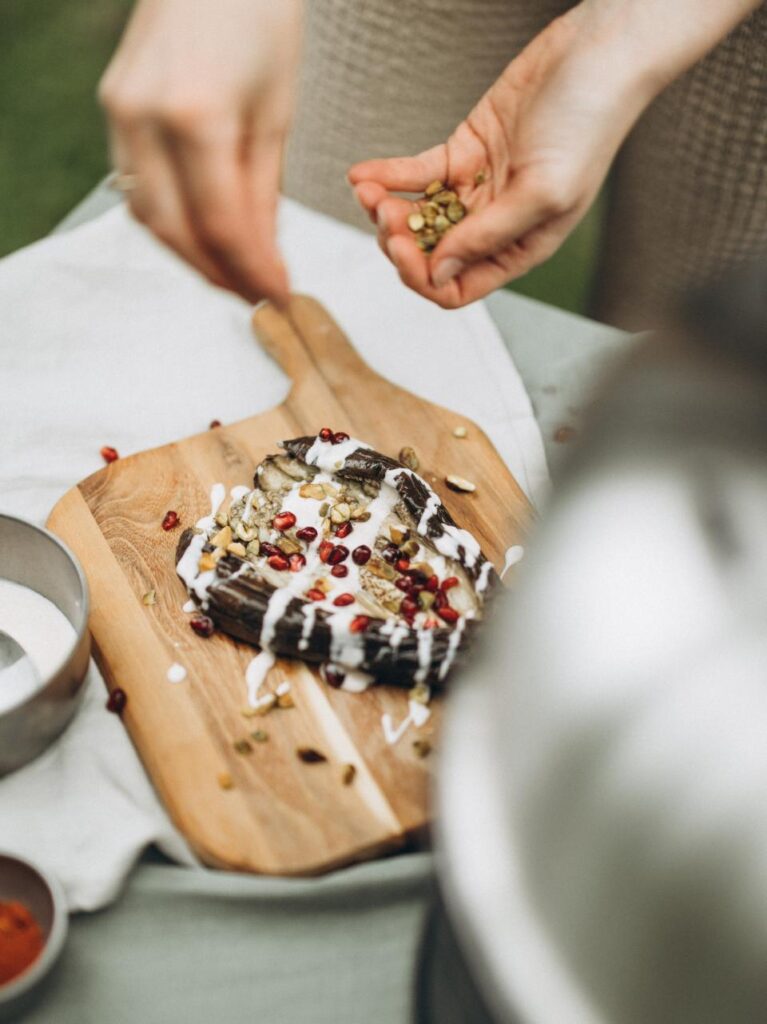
[246, 650, 276, 707]
[182, 599, 197, 613]
[381, 699, 432, 745]
[167, 662, 187, 683]
[501, 545, 525, 579]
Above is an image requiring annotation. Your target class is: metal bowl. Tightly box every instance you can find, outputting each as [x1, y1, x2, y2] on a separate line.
[0, 514, 90, 775]
[0, 851, 68, 1020]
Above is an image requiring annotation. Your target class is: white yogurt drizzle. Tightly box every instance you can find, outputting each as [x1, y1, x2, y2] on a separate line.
[383, 466, 482, 570]
[501, 545, 525, 579]
[381, 699, 432, 745]
[438, 615, 468, 682]
[246, 650, 276, 707]
[475, 560, 493, 596]
[340, 669, 374, 693]
[305, 435, 371, 473]
[167, 662, 187, 683]
[414, 628, 434, 684]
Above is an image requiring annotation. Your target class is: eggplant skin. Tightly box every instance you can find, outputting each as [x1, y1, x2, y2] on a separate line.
[176, 436, 499, 688]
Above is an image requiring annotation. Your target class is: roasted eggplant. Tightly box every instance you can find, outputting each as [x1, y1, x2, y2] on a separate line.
[177, 433, 497, 689]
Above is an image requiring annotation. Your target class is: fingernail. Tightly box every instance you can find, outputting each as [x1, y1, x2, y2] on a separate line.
[432, 258, 464, 288]
[377, 207, 388, 232]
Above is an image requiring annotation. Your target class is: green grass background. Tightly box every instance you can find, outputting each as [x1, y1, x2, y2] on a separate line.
[0, 0, 599, 315]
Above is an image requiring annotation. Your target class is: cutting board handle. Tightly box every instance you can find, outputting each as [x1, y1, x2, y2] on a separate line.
[253, 295, 378, 392]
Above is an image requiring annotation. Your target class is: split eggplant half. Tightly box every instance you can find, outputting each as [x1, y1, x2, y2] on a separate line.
[176, 433, 497, 688]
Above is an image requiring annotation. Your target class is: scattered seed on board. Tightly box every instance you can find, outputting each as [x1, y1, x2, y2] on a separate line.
[251, 729, 269, 743]
[452, 426, 468, 439]
[399, 446, 420, 472]
[413, 739, 432, 758]
[408, 181, 468, 253]
[297, 747, 327, 764]
[445, 474, 476, 494]
[233, 739, 253, 755]
[142, 590, 156, 606]
[218, 772, 234, 790]
[342, 764, 357, 786]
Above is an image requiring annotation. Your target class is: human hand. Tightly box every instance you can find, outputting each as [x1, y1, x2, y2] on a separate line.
[349, 6, 658, 309]
[99, 0, 302, 305]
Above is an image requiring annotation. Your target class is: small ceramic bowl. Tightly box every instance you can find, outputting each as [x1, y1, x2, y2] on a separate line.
[0, 852, 68, 1020]
[0, 514, 90, 775]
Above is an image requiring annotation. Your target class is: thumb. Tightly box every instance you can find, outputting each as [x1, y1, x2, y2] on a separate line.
[348, 144, 446, 192]
[430, 184, 550, 288]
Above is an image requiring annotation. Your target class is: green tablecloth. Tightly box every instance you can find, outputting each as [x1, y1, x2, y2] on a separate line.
[18, 187, 628, 1024]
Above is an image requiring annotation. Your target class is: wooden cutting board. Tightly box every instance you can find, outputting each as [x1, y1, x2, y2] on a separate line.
[47, 295, 531, 875]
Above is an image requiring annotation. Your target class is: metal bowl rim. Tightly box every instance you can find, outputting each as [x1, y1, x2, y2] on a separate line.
[0, 849, 68, 1004]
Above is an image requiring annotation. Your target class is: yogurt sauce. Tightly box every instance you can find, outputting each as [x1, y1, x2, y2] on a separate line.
[0, 579, 76, 712]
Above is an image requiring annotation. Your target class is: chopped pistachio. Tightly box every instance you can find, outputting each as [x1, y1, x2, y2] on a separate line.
[233, 739, 253, 755]
[211, 525, 233, 548]
[413, 739, 432, 759]
[342, 764, 357, 786]
[251, 729, 269, 743]
[398, 446, 420, 471]
[227, 541, 247, 557]
[142, 589, 156, 606]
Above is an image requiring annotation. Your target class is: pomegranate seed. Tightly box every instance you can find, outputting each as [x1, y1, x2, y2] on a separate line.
[441, 576, 459, 591]
[433, 590, 448, 610]
[437, 606, 460, 624]
[319, 540, 334, 563]
[161, 510, 180, 531]
[306, 588, 325, 602]
[321, 664, 346, 688]
[426, 575, 439, 592]
[190, 615, 215, 638]
[395, 558, 410, 572]
[319, 427, 333, 442]
[395, 577, 413, 593]
[209, 419, 222, 429]
[289, 553, 307, 572]
[334, 521, 353, 539]
[106, 688, 127, 714]
[331, 431, 350, 445]
[333, 593, 355, 607]
[296, 526, 318, 542]
[349, 615, 370, 634]
[260, 542, 281, 558]
[100, 445, 119, 464]
[327, 545, 349, 565]
[331, 564, 349, 578]
[352, 545, 372, 565]
[400, 597, 418, 618]
[268, 553, 290, 571]
[381, 544, 399, 564]
[273, 511, 297, 532]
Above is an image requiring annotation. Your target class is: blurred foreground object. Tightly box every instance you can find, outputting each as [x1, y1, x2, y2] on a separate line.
[431, 260, 767, 1023]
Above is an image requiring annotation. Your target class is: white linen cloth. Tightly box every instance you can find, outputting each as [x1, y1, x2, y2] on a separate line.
[0, 198, 548, 911]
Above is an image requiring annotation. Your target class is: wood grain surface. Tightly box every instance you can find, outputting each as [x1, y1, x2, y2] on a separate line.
[46, 295, 531, 875]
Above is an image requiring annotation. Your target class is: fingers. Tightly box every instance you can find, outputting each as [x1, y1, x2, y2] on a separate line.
[103, 100, 289, 305]
[429, 181, 558, 287]
[167, 119, 289, 305]
[348, 144, 447, 192]
[108, 119, 230, 288]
